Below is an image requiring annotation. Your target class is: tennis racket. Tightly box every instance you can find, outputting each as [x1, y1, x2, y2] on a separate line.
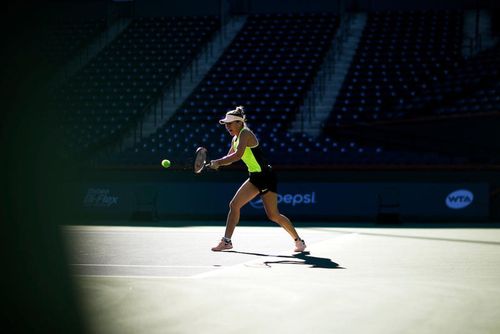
[194, 147, 211, 173]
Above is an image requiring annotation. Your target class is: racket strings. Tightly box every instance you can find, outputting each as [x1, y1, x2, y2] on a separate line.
[194, 147, 207, 173]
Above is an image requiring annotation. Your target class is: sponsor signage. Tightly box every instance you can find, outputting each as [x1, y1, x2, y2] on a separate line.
[76, 182, 489, 221]
[445, 189, 474, 209]
[250, 192, 317, 209]
[83, 188, 119, 208]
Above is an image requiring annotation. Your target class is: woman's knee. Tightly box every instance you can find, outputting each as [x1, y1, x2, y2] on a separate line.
[229, 199, 242, 211]
[266, 211, 281, 223]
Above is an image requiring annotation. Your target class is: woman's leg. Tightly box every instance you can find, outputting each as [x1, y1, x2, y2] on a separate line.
[261, 191, 300, 240]
[223, 179, 260, 239]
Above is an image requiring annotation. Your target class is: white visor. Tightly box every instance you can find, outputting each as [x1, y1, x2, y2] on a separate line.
[219, 114, 244, 124]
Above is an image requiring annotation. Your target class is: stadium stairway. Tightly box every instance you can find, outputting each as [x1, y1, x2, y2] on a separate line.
[50, 18, 131, 90]
[290, 12, 367, 138]
[462, 9, 499, 58]
[120, 16, 247, 151]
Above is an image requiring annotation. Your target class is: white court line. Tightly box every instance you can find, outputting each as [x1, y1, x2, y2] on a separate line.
[71, 264, 223, 279]
[73, 274, 195, 279]
[70, 264, 218, 269]
[64, 225, 273, 233]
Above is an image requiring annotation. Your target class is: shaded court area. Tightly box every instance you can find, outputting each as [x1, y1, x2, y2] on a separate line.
[63, 223, 500, 334]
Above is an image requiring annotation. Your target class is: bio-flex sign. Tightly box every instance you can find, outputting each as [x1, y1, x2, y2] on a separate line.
[250, 192, 316, 209]
[83, 188, 119, 208]
[445, 189, 474, 209]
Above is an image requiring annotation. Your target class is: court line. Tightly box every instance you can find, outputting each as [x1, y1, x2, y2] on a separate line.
[64, 225, 283, 233]
[70, 264, 224, 279]
[317, 229, 500, 246]
[70, 264, 218, 269]
[73, 274, 197, 279]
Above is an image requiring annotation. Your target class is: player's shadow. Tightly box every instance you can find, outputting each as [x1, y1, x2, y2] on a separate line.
[226, 251, 344, 269]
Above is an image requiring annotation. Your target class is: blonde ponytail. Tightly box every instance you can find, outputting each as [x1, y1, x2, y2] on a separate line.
[229, 106, 246, 122]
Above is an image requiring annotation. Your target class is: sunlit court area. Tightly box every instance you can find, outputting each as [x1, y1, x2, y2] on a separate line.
[3, 0, 500, 333]
[63, 224, 500, 334]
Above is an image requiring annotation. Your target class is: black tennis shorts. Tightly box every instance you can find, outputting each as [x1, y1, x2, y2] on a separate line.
[249, 166, 277, 195]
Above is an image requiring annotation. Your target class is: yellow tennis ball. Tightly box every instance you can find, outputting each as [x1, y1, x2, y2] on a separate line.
[161, 159, 171, 168]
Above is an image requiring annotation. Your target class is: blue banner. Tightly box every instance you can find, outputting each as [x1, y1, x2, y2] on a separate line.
[74, 181, 489, 221]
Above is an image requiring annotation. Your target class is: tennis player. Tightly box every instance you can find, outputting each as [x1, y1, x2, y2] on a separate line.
[208, 106, 307, 252]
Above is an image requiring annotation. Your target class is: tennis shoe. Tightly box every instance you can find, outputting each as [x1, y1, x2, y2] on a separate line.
[211, 238, 233, 251]
[294, 239, 307, 252]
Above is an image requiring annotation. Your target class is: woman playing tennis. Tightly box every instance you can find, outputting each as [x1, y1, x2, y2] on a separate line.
[208, 106, 307, 252]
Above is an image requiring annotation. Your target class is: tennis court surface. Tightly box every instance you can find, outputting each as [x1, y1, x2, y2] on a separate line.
[63, 223, 500, 334]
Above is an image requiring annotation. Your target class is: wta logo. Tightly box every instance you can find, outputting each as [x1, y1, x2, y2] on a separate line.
[445, 189, 474, 209]
[250, 192, 317, 209]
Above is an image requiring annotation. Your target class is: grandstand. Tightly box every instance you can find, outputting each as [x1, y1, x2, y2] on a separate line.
[43, 4, 498, 169]
[53, 15, 220, 155]
[41, 17, 107, 69]
[33, 1, 496, 202]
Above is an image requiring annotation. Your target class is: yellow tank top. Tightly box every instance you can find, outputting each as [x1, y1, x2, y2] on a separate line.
[233, 128, 264, 173]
